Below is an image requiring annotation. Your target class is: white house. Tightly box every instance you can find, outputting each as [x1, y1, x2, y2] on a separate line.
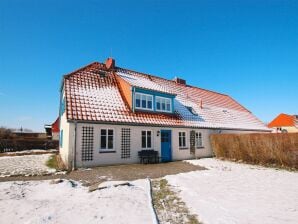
[59, 58, 270, 169]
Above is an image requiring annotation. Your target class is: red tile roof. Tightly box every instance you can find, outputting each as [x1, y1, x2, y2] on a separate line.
[62, 61, 269, 131]
[51, 117, 60, 133]
[268, 113, 297, 128]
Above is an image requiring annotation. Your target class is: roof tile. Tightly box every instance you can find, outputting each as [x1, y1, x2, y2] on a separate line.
[63, 62, 269, 131]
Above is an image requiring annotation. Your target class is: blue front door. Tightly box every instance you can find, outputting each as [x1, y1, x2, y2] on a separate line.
[161, 130, 172, 162]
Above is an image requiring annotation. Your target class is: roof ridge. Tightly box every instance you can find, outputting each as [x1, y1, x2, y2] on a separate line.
[63, 62, 104, 78]
[116, 66, 230, 97]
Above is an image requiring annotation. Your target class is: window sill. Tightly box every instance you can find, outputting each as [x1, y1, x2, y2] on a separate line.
[196, 147, 205, 149]
[135, 107, 154, 111]
[179, 147, 189, 150]
[99, 150, 116, 154]
[156, 109, 172, 113]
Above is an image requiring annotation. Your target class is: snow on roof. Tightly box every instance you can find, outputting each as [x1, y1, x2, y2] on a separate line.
[63, 61, 269, 131]
[117, 70, 175, 95]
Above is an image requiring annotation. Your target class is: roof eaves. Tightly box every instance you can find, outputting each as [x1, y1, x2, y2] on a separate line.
[67, 119, 271, 132]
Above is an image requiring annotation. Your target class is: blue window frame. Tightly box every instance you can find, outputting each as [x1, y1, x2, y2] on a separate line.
[135, 93, 153, 110]
[60, 130, 63, 147]
[60, 98, 65, 116]
[156, 96, 172, 113]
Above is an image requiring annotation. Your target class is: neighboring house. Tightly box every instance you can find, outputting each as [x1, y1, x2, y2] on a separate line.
[59, 58, 270, 169]
[268, 113, 298, 133]
[44, 118, 60, 140]
[11, 129, 46, 139]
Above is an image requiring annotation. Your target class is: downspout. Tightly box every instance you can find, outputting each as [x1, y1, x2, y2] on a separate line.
[72, 121, 77, 170]
[132, 86, 136, 113]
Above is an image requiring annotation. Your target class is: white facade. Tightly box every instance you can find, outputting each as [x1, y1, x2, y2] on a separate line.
[59, 119, 220, 169]
[60, 113, 263, 169]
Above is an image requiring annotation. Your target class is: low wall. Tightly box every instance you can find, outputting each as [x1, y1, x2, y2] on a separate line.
[210, 133, 298, 169]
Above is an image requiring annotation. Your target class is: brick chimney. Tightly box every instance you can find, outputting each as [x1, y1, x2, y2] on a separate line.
[173, 76, 186, 85]
[105, 58, 115, 70]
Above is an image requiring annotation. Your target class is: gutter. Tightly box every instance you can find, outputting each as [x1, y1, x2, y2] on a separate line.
[72, 121, 77, 170]
[67, 120, 271, 132]
[132, 86, 136, 113]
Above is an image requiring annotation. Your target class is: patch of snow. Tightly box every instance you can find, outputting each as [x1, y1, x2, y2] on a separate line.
[2, 149, 58, 155]
[166, 158, 298, 224]
[0, 179, 154, 224]
[0, 154, 55, 177]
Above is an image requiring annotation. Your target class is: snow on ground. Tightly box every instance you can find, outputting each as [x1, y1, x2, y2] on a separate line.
[0, 179, 154, 224]
[166, 158, 298, 224]
[2, 149, 57, 155]
[0, 154, 55, 177]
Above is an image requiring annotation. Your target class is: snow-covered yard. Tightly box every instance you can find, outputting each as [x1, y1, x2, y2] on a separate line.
[0, 154, 56, 177]
[1, 158, 297, 224]
[166, 158, 298, 224]
[0, 179, 154, 224]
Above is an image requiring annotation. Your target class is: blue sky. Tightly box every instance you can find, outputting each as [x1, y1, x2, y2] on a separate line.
[0, 0, 297, 131]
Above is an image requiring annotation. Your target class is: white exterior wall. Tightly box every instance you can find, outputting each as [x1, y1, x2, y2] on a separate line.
[59, 89, 75, 170]
[52, 132, 59, 140]
[74, 123, 215, 168]
[271, 126, 298, 133]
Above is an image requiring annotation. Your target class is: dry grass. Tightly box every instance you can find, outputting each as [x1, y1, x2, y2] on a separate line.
[152, 179, 201, 224]
[46, 154, 66, 171]
[210, 133, 298, 169]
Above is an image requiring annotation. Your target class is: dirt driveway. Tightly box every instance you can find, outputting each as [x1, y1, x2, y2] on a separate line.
[0, 161, 205, 185]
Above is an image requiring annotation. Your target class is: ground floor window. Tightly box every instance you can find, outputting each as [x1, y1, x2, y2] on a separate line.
[100, 129, 114, 151]
[59, 130, 63, 147]
[142, 130, 152, 148]
[196, 132, 203, 147]
[179, 131, 186, 148]
[82, 126, 94, 161]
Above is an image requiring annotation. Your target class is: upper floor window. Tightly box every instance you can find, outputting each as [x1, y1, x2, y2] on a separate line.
[156, 96, 172, 112]
[135, 93, 153, 110]
[195, 132, 203, 148]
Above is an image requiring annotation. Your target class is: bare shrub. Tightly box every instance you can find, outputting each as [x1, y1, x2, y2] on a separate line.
[210, 133, 298, 169]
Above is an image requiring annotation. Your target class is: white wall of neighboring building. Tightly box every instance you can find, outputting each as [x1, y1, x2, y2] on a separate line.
[271, 126, 298, 133]
[52, 132, 59, 140]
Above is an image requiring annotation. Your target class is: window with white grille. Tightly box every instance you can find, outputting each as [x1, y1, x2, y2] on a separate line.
[81, 126, 94, 161]
[179, 131, 186, 148]
[100, 129, 114, 151]
[142, 130, 152, 148]
[121, 128, 131, 159]
[196, 132, 203, 147]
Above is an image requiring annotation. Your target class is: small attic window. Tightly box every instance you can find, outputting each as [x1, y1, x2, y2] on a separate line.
[222, 109, 228, 113]
[186, 106, 198, 115]
[98, 70, 107, 78]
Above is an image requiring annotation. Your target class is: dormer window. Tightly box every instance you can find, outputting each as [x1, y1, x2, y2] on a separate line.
[135, 93, 153, 110]
[156, 96, 172, 112]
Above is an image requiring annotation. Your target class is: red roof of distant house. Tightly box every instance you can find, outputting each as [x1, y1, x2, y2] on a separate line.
[52, 117, 60, 133]
[268, 113, 297, 128]
[61, 60, 269, 131]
